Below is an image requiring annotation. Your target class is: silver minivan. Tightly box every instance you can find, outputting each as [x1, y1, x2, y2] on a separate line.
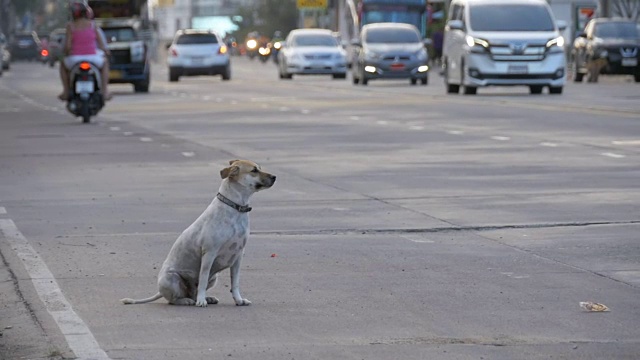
[443, 0, 567, 95]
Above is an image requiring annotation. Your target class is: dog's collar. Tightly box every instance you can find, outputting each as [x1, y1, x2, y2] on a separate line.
[216, 193, 252, 213]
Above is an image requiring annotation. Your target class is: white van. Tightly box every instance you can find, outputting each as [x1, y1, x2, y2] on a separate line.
[443, 0, 567, 95]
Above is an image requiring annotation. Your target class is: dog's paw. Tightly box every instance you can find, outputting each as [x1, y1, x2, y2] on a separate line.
[235, 298, 252, 306]
[195, 298, 209, 307]
[206, 296, 219, 305]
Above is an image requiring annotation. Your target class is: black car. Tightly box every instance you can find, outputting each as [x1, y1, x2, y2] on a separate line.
[10, 32, 41, 61]
[572, 18, 640, 83]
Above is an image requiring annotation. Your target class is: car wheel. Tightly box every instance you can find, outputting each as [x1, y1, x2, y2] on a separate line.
[529, 85, 543, 94]
[444, 58, 459, 94]
[222, 65, 231, 81]
[360, 69, 368, 85]
[463, 86, 477, 95]
[410, 78, 417, 85]
[549, 86, 563, 95]
[573, 62, 584, 82]
[634, 73, 640, 83]
[169, 68, 179, 82]
[332, 73, 346, 79]
[134, 81, 150, 93]
[421, 77, 428, 85]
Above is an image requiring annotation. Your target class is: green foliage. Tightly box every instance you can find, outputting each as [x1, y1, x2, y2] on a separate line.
[230, 0, 298, 41]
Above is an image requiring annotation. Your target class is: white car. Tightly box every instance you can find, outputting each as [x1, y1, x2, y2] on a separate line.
[278, 29, 347, 79]
[167, 29, 230, 82]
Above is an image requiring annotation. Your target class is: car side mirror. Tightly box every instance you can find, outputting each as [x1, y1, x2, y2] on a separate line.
[556, 20, 567, 32]
[446, 20, 464, 31]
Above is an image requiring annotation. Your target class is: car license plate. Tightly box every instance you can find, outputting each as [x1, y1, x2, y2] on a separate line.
[621, 58, 638, 67]
[75, 81, 94, 93]
[390, 63, 405, 71]
[191, 56, 204, 64]
[109, 70, 122, 79]
[508, 65, 528, 74]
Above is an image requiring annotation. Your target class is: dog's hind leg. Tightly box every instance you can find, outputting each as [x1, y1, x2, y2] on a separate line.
[159, 272, 196, 306]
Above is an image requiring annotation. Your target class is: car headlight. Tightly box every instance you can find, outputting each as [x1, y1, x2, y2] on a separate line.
[364, 50, 381, 61]
[465, 35, 489, 53]
[546, 36, 565, 53]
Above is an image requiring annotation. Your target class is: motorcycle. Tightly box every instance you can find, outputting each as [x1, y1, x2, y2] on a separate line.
[258, 44, 271, 63]
[66, 61, 104, 123]
[271, 41, 282, 64]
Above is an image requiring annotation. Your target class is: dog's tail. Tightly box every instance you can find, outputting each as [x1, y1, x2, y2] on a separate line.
[120, 292, 163, 305]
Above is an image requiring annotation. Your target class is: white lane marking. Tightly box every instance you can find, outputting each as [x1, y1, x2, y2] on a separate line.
[491, 136, 511, 141]
[0, 207, 6, 214]
[447, 130, 464, 135]
[376, 120, 388, 125]
[540, 142, 558, 147]
[349, 116, 360, 121]
[279, 107, 290, 112]
[612, 140, 640, 146]
[301, 109, 311, 114]
[203, 95, 211, 101]
[123, 132, 133, 136]
[0, 219, 110, 360]
[409, 125, 424, 130]
[109, 126, 120, 131]
[231, 100, 238, 105]
[139, 137, 153, 142]
[400, 234, 435, 243]
[181, 151, 195, 157]
[601, 152, 625, 159]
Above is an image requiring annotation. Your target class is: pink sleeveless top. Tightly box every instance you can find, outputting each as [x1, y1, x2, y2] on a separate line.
[70, 22, 97, 56]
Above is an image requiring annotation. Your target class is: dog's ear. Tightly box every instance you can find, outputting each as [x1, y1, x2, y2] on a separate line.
[220, 165, 240, 179]
[228, 159, 239, 165]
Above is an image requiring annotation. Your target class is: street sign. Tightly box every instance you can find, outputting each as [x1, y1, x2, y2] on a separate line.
[296, 0, 328, 10]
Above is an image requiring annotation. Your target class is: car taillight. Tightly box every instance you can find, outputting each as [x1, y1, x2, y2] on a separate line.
[41, 49, 49, 56]
[218, 45, 227, 55]
[79, 62, 91, 71]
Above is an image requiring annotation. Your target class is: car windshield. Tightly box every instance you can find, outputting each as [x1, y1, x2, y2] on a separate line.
[176, 34, 219, 45]
[292, 34, 337, 47]
[365, 28, 420, 44]
[595, 22, 639, 39]
[469, 5, 555, 31]
[102, 28, 136, 42]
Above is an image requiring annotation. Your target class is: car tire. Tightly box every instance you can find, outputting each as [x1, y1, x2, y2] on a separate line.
[573, 62, 584, 82]
[549, 86, 563, 95]
[134, 81, 150, 93]
[332, 73, 346, 79]
[529, 85, 543, 94]
[410, 78, 417, 85]
[222, 65, 231, 81]
[352, 72, 359, 84]
[360, 69, 368, 85]
[634, 73, 640, 83]
[421, 77, 428, 85]
[169, 68, 179, 82]
[463, 86, 477, 95]
[444, 58, 459, 94]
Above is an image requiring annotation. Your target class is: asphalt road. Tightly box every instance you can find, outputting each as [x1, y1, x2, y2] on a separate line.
[0, 57, 639, 360]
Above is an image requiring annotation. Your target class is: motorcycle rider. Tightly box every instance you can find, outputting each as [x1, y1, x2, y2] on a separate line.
[58, 2, 111, 101]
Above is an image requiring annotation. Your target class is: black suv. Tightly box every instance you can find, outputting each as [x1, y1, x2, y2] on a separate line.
[10, 32, 41, 61]
[572, 18, 640, 82]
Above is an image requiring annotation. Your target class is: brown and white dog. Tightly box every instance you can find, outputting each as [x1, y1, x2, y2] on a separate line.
[121, 160, 276, 307]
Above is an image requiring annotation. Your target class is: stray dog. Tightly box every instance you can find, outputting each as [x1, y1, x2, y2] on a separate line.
[121, 160, 276, 307]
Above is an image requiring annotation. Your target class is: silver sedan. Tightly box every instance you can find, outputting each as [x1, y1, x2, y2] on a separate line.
[278, 29, 348, 80]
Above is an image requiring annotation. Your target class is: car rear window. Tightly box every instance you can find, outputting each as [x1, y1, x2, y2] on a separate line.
[469, 5, 555, 32]
[595, 22, 639, 39]
[365, 28, 420, 44]
[291, 34, 337, 47]
[176, 34, 219, 45]
[102, 27, 136, 42]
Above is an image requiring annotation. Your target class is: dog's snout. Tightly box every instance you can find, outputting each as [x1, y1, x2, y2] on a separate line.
[270, 175, 276, 182]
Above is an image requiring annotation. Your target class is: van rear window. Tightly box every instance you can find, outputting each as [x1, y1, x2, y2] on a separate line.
[469, 5, 555, 32]
[177, 34, 219, 45]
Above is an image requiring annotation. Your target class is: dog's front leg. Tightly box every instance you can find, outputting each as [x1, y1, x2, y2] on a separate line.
[196, 253, 216, 307]
[230, 255, 251, 306]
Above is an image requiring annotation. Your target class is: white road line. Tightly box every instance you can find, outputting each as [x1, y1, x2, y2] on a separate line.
[491, 136, 511, 141]
[301, 109, 311, 114]
[109, 126, 120, 131]
[0, 207, 6, 214]
[601, 152, 625, 159]
[0, 219, 110, 360]
[123, 132, 133, 136]
[409, 125, 424, 130]
[376, 120, 388, 125]
[349, 116, 360, 121]
[446, 130, 464, 135]
[539, 142, 558, 147]
[139, 137, 153, 142]
[181, 151, 195, 157]
[400, 234, 435, 243]
[612, 140, 640, 146]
